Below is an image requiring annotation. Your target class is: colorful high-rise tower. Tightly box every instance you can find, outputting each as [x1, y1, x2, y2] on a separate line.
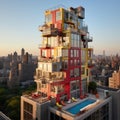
[35, 6, 93, 102]
[20, 6, 111, 120]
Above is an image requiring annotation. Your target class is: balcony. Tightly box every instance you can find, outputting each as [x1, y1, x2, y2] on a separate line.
[39, 44, 51, 49]
[36, 72, 65, 84]
[83, 36, 93, 42]
[39, 24, 59, 36]
[38, 57, 62, 63]
[43, 28, 58, 36]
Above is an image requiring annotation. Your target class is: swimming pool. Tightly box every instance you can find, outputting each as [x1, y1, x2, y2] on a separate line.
[66, 99, 96, 115]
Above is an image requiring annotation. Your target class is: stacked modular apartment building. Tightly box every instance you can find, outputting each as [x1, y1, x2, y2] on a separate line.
[21, 6, 112, 120]
[36, 6, 93, 102]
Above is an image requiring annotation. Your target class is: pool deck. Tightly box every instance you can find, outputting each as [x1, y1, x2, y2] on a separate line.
[62, 97, 98, 116]
[49, 90, 112, 120]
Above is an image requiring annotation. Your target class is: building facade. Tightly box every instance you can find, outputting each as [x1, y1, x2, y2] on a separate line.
[109, 70, 120, 89]
[36, 5, 93, 102]
[20, 6, 113, 120]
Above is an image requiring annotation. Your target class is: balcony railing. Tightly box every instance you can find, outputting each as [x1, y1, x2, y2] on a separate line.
[83, 36, 93, 42]
[38, 44, 51, 49]
[42, 28, 58, 36]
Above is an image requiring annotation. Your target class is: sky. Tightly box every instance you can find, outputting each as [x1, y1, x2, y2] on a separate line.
[0, 0, 120, 56]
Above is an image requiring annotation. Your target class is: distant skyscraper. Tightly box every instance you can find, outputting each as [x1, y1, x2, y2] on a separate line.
[21, 48, 25, 63]
[7, 50, 36, 88]
[103, 50, 105, 58]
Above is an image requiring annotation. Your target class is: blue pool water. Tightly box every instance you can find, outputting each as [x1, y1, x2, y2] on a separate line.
[66, 99, 96, 115]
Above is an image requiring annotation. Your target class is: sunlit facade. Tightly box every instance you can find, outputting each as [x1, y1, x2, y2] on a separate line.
[35, 6, 93, 102]
[20, 5, 102, 120]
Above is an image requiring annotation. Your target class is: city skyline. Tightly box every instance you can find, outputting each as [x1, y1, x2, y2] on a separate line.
[0, 0, 120, 56]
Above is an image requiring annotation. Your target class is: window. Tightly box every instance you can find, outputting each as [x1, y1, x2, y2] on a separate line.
[46, 64, 48, 71]
[64, 11, 68, 21]
[42, 64, 44, 70]
[56, 11, 61, 21]
[76, 80, 80, 89]
[62, 49, 68, 57]
[47, 37, 51, 47]
[38, 70, 42, 78]
[24, 111, 33, 120]
[62, 60, 68, 69]
[81, 50, 86, 65]
[42, 50, 45, 57]
[70, 70, 74, 77]
[74, 50, 76, 57]
[71, 50, 74, 57]
[24, 102, 33, 120]
[74, 68, 80, 77]
[77, 60, 80, 65]
[45, 14, 52, 23]
[53, 64, 57, 71]
[76, 50, 79, 57]
[81, 67, 85, 75]
[70, 81, 76, 91]
[70, 60, 73, 66]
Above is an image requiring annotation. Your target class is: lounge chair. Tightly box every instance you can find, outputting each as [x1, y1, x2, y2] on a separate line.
[56, 102, 62, 108]
[72, 97, 77, 102]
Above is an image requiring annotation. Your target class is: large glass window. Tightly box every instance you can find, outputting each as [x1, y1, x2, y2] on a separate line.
[64, 11, 69, 21]
[62, 49, 68, 57]
[81, 50, 86, 65]
[70, 60, 73, 66]
[71, 50, 74, 57]
[56, 11, 61, 21]
[47, 37, 51, 47]
[71, 81, 76, 91]
[70, 70, 74, 77]
[24, 102, 33, 120]
[58, 49, 62, 57]
[42, 50, 45, 57]
[62, 60, 68, 69]
[81, 67, 85, 75]
[76, 50, 79, 57]
[74, 68, 80, 77]
[74, 50, 76, 57]
[76, 80, 80, 89]
[45, 14, 52, 23]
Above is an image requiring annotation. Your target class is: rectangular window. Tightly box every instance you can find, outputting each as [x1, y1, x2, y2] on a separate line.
[81, 50, 86, 65]
[70, 81, 76, 91]
[24, 111, 33, 120]
[76, 50, 79, 57]
[62, 60, 68, 69]
[62, 49, 68, 57]
[56, 11, 61, 21]
[74, 50, 76, 57]
[24, 102, 33, 113]
[45, 14, 52, 23]
[81, 67, 85, 75]
[70, 70, 74, 77]
[76, 80, 80, 89]
[71, 50, 74, 57]
[47, 37, 51, 47]
[70, 60, 73, 66]
[24, 101, 33, 120]
[51, 49, 54, 57]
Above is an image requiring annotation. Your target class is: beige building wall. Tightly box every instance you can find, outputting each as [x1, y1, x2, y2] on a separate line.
[21, 96, 37, 120]
[109, 71, 120, 89]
